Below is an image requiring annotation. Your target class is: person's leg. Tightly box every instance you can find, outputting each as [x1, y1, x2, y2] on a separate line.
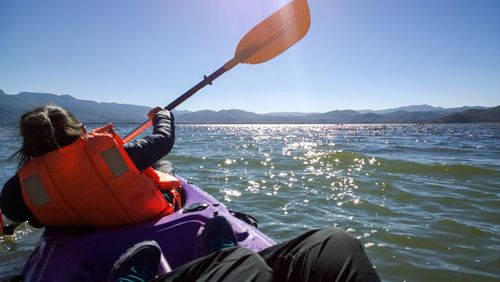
[152, 160, 180, 208]
[258, 228, 380, 282]
[153, 247, 273, 282]
[153, 160, 175, 174]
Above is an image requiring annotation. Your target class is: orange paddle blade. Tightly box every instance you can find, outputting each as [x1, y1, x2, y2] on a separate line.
[235, 0, 311, 65]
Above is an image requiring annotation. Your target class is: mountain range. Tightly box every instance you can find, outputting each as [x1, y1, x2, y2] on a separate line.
[1, 90, 498, 124]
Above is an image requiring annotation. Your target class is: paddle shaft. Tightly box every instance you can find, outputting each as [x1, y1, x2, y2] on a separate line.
[166, 66, 229, 111]
[123, 59, 238, 143]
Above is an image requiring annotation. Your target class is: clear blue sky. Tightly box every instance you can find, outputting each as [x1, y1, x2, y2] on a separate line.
[1, 0, 499, 113]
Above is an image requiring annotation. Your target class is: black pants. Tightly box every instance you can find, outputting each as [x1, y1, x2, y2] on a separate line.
[154, 228, 380, 282]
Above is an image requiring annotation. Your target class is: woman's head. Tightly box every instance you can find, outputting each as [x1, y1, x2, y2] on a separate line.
[16, 104, 83, 166]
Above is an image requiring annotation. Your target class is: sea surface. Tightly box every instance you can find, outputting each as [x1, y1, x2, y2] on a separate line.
[0, 123, 499, 281]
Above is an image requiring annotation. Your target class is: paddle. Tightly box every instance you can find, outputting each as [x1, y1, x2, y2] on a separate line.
[123, 0, 311, 143]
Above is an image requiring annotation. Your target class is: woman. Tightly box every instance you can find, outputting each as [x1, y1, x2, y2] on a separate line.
[0, 104, 177, 228]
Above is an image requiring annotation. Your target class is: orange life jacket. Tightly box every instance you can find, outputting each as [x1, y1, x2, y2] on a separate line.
[17, 124, 181, 228]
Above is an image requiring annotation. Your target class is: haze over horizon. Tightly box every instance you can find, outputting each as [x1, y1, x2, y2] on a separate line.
[1, 0, 499, 114]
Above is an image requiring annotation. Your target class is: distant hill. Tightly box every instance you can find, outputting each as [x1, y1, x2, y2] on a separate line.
[0, 90, 151, 123]
[175, 109, 264, 124]
[174, 107, 500, 124]
[1, 89, 498, 124]
[427, 106, 500, 123]
[358, 104, 487, 114]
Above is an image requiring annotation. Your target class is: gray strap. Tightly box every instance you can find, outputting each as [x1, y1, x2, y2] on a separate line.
[23, 175, 50, 206]
[101, 146, 129, 177]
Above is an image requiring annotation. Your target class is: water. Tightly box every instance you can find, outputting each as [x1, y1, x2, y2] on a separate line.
[1, 123, 499, 281]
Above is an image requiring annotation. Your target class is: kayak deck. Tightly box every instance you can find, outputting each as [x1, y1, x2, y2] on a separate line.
[21, 178, 275, 281]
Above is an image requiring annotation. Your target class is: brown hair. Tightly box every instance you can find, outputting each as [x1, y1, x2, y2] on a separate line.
[15, 104, 83, 167]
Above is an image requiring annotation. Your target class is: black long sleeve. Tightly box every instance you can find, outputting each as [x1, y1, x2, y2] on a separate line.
[1, 176, 33, 223]
[124, 109, 175, 171]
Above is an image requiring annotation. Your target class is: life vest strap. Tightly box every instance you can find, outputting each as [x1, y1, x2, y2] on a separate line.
[143, 168, 183, 210]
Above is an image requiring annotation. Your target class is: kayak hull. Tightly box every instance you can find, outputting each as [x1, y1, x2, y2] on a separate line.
[20, 178, 275, 281]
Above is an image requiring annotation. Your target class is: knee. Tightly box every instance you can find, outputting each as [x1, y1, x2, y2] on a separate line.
[313, 227, 357, 241]
[314, 227, 363, 252]
[329, 227, 358, 241]
[153, 160, 175, 174]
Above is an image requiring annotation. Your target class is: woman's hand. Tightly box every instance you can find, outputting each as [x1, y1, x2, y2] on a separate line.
[147, 107, 164, 120]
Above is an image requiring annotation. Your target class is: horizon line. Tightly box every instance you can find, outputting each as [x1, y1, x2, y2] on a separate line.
[1, 88, 497, 114]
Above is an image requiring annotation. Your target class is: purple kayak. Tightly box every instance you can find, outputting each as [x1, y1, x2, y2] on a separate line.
[20, 177, 275, 281]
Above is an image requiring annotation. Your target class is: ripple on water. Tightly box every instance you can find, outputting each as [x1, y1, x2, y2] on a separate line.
[1, 124, 499, 281]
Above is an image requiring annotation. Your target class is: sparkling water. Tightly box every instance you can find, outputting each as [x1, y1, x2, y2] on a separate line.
[1, 123, 499, 281]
